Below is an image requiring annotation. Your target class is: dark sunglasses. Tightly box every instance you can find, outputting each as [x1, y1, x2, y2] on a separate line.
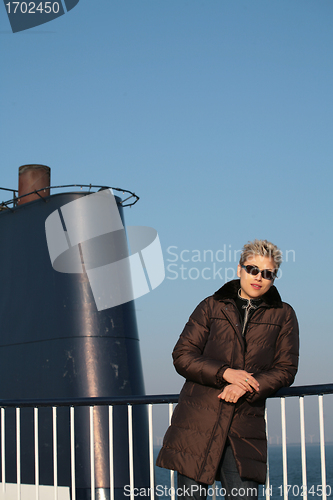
[241, 264, 276, 281]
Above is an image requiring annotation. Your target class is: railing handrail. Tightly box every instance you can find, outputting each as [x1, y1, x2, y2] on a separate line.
[0, 183, 139, 208]
[0, 383, 332, 408]
[274, 383, 333, 397]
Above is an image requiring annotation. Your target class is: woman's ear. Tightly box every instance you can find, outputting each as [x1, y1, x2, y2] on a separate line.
[237, 264, 242, 278]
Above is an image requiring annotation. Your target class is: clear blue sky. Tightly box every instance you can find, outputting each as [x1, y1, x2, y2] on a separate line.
[1, 0, 332, 440]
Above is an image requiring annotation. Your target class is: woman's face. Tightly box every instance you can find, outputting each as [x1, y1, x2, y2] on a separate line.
[237, 255, 276, 300]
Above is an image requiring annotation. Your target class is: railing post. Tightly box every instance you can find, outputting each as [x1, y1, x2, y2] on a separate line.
[299, 397, 307, 500]
[168, 403, 175, 500]
[52, 406, 58, 500]
[109, 406, 114, 500]
[318, 395, 327, 500]
[128, 405, 134, 500]
[281, 397, 288, 500]
[70, 406, 76, 500]
[90, 406, 95, 500]
[264, 407, 271, 500]
[34, 407, 39, 500]
[16, 407, 21, 500]
[1, 408, 5, 493]
[148, 404, 155, 500]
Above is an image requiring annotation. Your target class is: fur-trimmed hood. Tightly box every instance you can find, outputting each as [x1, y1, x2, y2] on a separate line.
[213, 279, 283, 308]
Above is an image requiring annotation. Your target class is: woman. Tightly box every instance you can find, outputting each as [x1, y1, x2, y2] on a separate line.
[156, 240, 299, 500]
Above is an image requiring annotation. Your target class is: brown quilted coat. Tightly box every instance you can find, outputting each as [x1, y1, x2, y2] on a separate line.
[156, 279, 299, 485]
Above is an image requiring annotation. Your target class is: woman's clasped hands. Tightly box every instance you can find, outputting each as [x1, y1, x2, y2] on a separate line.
[218, 368, 260, 404]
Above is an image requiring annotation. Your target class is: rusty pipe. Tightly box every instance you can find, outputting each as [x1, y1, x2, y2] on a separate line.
[18, 164, 51, 205]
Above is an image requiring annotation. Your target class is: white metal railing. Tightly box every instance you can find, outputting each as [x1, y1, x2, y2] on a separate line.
[0, 385, 332, 500]
[274, 392, 331, 500]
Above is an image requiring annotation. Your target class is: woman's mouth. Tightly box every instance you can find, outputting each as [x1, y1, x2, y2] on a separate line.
[251, 284, 262, 290]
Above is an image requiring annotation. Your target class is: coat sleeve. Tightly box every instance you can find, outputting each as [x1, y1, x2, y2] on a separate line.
[246, 305, 299, 403]
[172, 299, 228, 388]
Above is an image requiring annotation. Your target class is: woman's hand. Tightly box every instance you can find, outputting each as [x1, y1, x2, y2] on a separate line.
[218, 384, 246, 403]
[223, 368, 259, 393]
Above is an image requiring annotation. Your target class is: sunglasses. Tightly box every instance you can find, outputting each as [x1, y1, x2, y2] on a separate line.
[241, 265, 276, 281]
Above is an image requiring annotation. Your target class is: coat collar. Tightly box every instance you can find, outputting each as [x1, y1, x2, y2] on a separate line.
[213, 279, 283, 308]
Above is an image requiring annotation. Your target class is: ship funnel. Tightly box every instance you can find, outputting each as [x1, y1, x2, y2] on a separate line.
[0, 170, 149, 500]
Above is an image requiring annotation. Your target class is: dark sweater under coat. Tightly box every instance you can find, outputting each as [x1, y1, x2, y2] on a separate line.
[156, 279, 299, 484]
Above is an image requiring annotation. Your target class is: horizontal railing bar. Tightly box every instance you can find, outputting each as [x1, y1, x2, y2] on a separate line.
[272, 384, 333, 397]
[0, 184, 139, 208]
[0, 187, 17, 193]
[0, 395, 181, 408]
[0, 384, 332, 408]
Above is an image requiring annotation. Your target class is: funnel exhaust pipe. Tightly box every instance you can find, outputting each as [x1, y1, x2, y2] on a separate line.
[18, 164, 50, 205]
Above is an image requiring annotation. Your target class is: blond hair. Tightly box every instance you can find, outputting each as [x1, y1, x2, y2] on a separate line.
[239, 239, 282, 269]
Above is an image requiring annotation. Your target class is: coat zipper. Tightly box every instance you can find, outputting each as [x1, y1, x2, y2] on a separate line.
[241, 300, 259, 336]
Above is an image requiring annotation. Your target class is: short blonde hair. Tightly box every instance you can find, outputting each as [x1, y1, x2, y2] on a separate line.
[239, 239, 282, 270]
